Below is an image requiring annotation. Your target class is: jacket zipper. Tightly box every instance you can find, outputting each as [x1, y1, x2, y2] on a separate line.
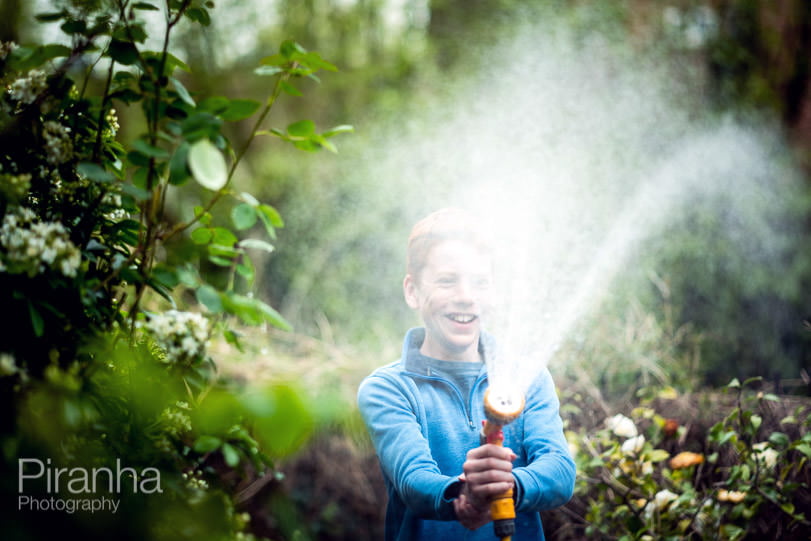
[408, 371, 488, 431]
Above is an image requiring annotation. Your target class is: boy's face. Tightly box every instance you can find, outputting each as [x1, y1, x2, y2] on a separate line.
[403, 239, 493, 362]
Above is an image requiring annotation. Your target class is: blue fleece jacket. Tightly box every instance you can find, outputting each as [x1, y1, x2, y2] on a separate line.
[357, 328, 575, 540]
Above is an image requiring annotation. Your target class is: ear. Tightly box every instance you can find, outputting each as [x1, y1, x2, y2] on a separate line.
[403, 274, 420, 310]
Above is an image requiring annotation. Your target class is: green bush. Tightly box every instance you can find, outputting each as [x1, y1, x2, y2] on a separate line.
[0, 2, 349, 539]
[562, 378, 811, 540]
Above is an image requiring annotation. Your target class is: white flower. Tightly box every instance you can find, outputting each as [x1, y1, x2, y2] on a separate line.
[644, 489, 679, 518]
[104, 108, 120, 138]
[159, 404, 192, 437]
[752, 442, 778, 469]
[7, 69, 47, 104]
[0, 41, 18, 60]
[0, 352, 18, 376]
[653, 489, 678, 509]
[606, 413, 638, 438]
[42, 121, 73, 164]
[0, 206, 81, 278]
[146, 310, 211, 363]
[621, 434, 646, 456]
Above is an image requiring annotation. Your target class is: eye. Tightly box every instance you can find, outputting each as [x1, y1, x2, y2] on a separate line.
[473, 276, 491, 289]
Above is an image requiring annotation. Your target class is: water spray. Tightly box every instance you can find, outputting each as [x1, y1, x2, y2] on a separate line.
[480, 386, 525, 541]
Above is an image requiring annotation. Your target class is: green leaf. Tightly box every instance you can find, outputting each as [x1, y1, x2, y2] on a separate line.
[170, 76, 195, 107]
[236, 256, 255, 284]
[231, 204, 257, 230]
[208, 244, 240, 258]
[112, 23, 147, 43]
[176, 266, 199, 288]
[33, 44, 72, 63]
[188, 139, 228, 190]
[780, 502, 795, 515]
[303, 51, 338, 72]
[190, 227, 213, 244]
[247, 385, 312, 457]
[795, 443, 811, 458]
[254, 65, 285, 77]
[751, 414, 762, 431]
[727, 378, 741, 389]
[60, 19, 87, 35]
[198, 96, 230, 115]
[152, 266, 179, 289]
[108, 39, 140, 65]
[133, 139, 170, 160]
[280, 40, 307, 59]
[196, 284, 223, 313]
[168, 141, 191, 185]
[258, 204, 283, 227]
[208, 255, 232, 267]
[224, 329, 244, 352]
[185, 7, 211, 26]
[132, 2, 160, 10]
[35, 11, 67, 22]
[768, 432, 789, 448]
[77, 162, 115, 183]
[222, 293, 289, 329]
[221, 99, 261, 122]
[211, 227, 238, 247]
[120, 183, 151, 201]
[256, 300, 292, 331]
[239, 192, 260, 206]
[222, 443, 240, 467]
[181, 112, 222, 141]
[146, 275, 172, 302]
[28, 302, 44, 337]
[323, 124, 355, 137]
[313, 135, 337, 153]
[287, 120, 316, 137]
[258, 53, 286, 66]
[193, 435, 222, 453]
[279, 80, 302, 97]
[194, 205, 212, 225]
[239, 239, 274, 253]
[165, 52, 190, 73]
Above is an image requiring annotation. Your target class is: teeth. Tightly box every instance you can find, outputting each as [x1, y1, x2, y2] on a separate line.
[449, 314, 475, 323]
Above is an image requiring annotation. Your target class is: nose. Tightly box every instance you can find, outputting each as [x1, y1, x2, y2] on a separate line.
[454, 278, 475, 304]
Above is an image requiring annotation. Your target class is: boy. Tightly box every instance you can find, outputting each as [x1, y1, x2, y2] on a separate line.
[357, 208, 575, 540]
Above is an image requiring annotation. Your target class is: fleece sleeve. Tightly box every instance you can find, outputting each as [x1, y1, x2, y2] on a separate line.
[357, 374, 458, 521]
[511, 368, 576, 513]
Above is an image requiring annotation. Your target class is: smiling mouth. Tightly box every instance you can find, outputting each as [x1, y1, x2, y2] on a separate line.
[447, 313, 477, 324]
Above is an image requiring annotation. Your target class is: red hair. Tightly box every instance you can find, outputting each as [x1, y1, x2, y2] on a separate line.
[406, 208, 492, 279]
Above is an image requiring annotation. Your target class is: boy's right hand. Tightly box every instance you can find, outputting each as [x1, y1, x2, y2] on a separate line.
[454, 444, 517, 530]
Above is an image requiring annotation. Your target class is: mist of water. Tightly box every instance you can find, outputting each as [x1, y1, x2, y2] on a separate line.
[297, 18, 808, 397]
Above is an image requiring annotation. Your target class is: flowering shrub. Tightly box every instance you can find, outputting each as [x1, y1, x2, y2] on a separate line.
[0, 205, 81, 277]
[0, 2, 350, 539]
[566, 379, 811, 540]
[145, 309, 211, 364]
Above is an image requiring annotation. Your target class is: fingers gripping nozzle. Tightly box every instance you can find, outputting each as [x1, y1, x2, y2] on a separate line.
[480, 387, 525, 541]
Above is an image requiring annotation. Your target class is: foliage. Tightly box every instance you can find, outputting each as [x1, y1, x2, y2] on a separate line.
[0, 1, 349, 539]
[564, 378, 811, 540]
[558, 282, 705, 402]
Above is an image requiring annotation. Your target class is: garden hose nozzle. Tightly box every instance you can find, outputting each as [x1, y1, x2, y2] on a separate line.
[481, 387, 525, 541]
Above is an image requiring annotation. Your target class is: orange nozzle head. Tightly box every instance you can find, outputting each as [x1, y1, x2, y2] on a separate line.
[483, 387, 525, 426]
